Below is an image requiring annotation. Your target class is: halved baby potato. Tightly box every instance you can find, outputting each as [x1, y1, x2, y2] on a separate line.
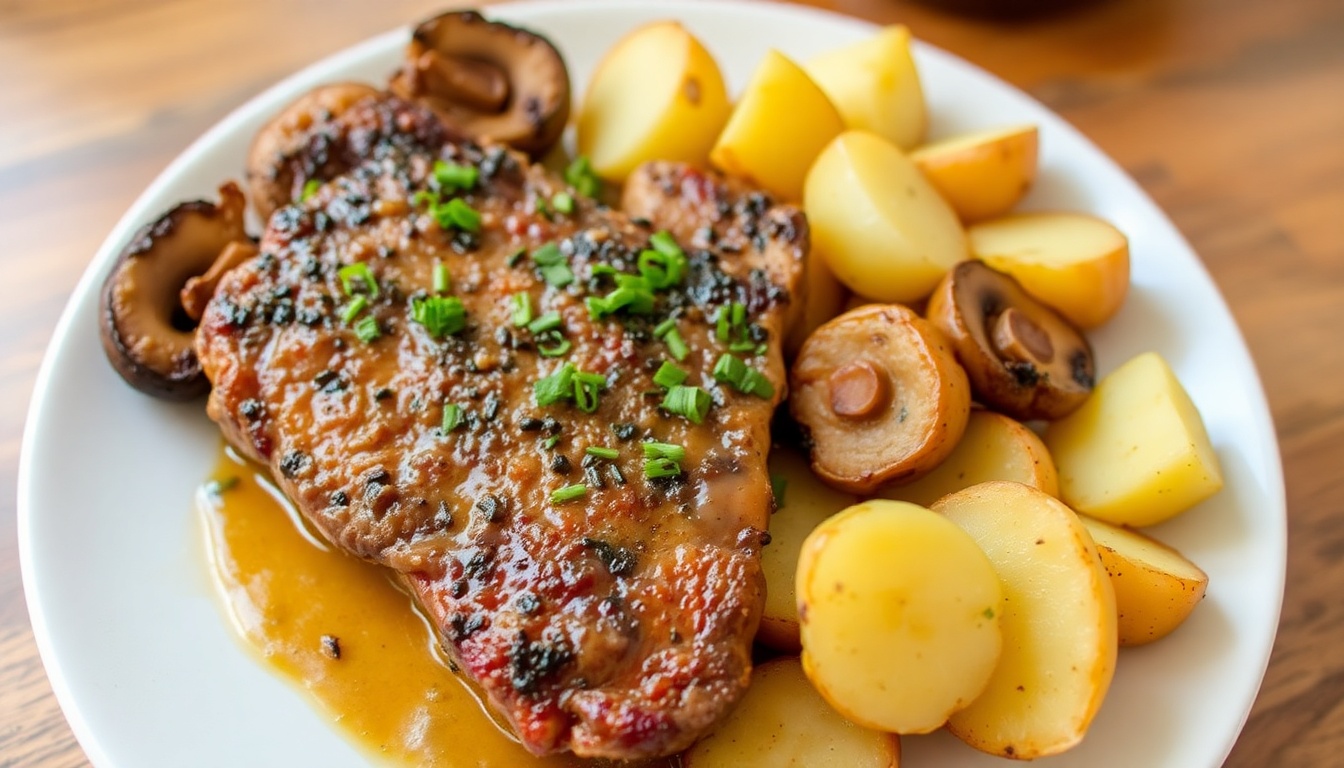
[576, 21, 730, 181]
[804, 25, 927, 150]
[877, 410, 1059, 507]
[710, 50, 844, 202]
[684, 657, 901, 767]
[910, 124, 1039, 223]
[798, 500, 1003, 734]
[968, 211, 1130, 329]
[791, 303, 971, 494]
[758, 445, 858, 651]
[934, 481, 1117, 760]
[1079, 515, 1209, 646]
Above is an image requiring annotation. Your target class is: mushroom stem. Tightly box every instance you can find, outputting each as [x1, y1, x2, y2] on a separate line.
[828, 360, 891, 420]
[992, 307, 1054, 364]
[417, 50, 510, 113]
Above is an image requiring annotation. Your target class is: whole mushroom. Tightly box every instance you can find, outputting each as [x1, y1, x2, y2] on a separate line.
[389, 10, 571, 158]
[99, 182, 255, 400]
[926, 260, 1095, 421]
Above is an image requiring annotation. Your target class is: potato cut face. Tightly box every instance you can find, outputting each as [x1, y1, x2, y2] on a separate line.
[968, 211, 1129, 329]
[758, 446, 858, 651]
[935, 481, 1117, 760]
[709, 50, 843, 202]
[805, 25, 927, 150]
[576, 21, 730, 180]
[1079, 515, 1209, 646]
[909, 124, 1038, 223]
[805, 131, 967, 304]
[878, 410, 1058, 507]
[684, 657, 900, 768]
[1046, 352, 1223, 527]
[798, 500, 1002, 734]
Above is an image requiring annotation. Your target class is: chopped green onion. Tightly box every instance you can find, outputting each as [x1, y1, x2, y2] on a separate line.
[340, 295, 368, 325]
[662, 384, 711, 424]
[590, 264, 619, 279]
[532, 243, 565, 266]
[551, 192, 575, 215]
[536, 333, 571, 358]
[510, 291, 533, 327]
[644, 457, 682, 479]
[642, 442, 686, 462]
[543, 434, 561, 450]
[299, 178, 321, 202]
[664, 328, 690, 361]
[713, 353, 747, 385]
[436, 197, 482, 233]
[637, 250, 671, 289]
[339, 263, 379, 298]
[564, 156, 602, 198]
[771, 474, 788, 507]
[433, 160, 478, 192]
[731, 301, 746, 329]
[432, 262, 450, 294]
[653, 317, 678, 338]
[729, 339, 759, 354]
[573, 371, 607, 414]
[353, 315, 381, 343]
[532, 243, 573, 287]
[740, 367, 776, 399]
[551, 484, 588, 504]
[506, 248, 526, 267]
[441, 403, 463, 432]
[715, 307, 730, 342]
[541, 263, 574, 287]
[585, 446, 620, 460]
[535, 363, 576, 407]
[652, 361, 688, 389]
[649, 230, 683, 259]
[528, 311, 563, 334]
[411, 295, 467, 338]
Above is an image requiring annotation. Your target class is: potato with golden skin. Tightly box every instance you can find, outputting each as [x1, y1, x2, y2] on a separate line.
[910, 124, 1039, 223]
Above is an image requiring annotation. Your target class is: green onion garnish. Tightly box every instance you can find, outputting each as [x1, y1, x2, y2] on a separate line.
[644, 457, 682, 479]
[535, 363, 576, 407]
[353, 315, 381, 343]
[411, 295, 466, 338]
[662, 384, 711, 424]
[532, 243, 574, 287]
[729, 339, 759, 354]
[441, 403, 463, 432]
[712, 353, 776, 399]
[299, 178, 321, 202]
[740, 367, 776, 398]
[339, 263, 379, 298]
[649, 230, 683, 259]
[528, 311, 563, 334]
[433, 160, 478, 192]
[510, 291, 533, 327]
[432, 262, 450, 294]
[573, 371, 607, 413]
[543, 434, 561, 450]
[341, 295, 368, 325]
[436, 197, 482, 233]
[715, 307, 730, 342]
[551, 192, 575, 215]
[564, 156, 602, 198]
[653, 317, 678, 338]
[551, 484, 588, 504]
[642, 442, 686, 462]
[664, 328, 690, 361]
[537, 333, 571, 358]
[585, 446, 619, 460]
[652, 361, 687, 389]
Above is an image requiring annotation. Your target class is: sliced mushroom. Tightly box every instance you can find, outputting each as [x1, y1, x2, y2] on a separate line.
[790, 304, 971, 494]
[926, 260, 1095, 421]
[388, 10, 570, 158]
[99, 182, 254, 400]
[246, 82, 382, 221]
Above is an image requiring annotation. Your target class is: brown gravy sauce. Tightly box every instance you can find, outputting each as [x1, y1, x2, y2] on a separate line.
[199, 444, 678, 767]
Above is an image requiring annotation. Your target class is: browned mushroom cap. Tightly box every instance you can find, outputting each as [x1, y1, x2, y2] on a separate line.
[245, 82, 382, 221]
[388, 10, 570, 158]
[99, 182, 254, 400]
[790, 304, 971, 494]
[926, 260, 1095, 421]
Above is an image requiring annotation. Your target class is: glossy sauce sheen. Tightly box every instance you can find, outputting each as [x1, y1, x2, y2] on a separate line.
[200, 447, 677, 768]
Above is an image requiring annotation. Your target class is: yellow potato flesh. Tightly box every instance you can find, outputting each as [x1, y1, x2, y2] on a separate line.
[935, 481, 1117, 760]
[805, 25, 927, 150]
[878, 410, 1059, 508]
[1045, 352, 1224, 527]
[576, 21, 730, 181]
[805, 131, 968, 304]
[910, 124, 1038, 223]
[798, 500, 1002, 734]
[685, 657, 900, 768]
[709, 50, 843, 202]
[968, 211, 1130, 329]
[758, 446, 858, 651]
[1079, 515, 1209, 646]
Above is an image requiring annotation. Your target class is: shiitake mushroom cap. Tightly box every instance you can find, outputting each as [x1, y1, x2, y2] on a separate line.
[98, 182, 252, 400]
[790, 304, 971, 494]
[926, 260, 1095, 421]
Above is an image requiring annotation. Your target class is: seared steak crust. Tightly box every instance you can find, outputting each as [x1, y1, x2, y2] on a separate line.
[198, 93, 806, 758]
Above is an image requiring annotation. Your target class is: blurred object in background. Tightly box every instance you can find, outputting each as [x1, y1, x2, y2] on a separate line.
[912, 0, 1108, 19]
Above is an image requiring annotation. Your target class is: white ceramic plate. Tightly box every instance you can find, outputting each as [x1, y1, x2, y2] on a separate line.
[19, 1, 1284, 766]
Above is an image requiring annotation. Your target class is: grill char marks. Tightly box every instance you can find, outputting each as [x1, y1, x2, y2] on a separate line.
[198, 94, 805, 759]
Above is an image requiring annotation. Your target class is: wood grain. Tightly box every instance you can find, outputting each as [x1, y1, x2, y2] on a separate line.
[1, 0, 1339, 764]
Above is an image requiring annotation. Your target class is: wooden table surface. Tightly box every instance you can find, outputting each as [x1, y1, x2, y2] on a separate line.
[1, 0, 1340, 764]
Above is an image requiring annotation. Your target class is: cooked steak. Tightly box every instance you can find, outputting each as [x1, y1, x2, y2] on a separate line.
[197, 93, 807, 759]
